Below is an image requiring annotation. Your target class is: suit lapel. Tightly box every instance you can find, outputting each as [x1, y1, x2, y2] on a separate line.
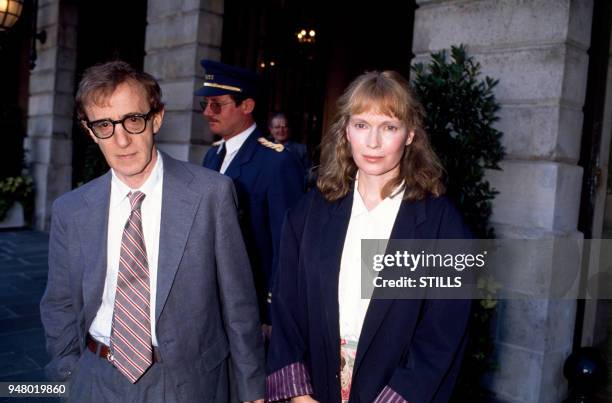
[318, 192, 353, 371]
[223, 129, 259, 180]
[155, 153, 201, 322]
[353, 198, 427, 374]
[78, 172, 112, 328]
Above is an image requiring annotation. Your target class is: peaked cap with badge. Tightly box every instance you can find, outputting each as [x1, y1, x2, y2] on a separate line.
[195, 59, 259, 98]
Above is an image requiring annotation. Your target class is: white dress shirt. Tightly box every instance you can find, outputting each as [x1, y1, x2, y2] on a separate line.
[218, 123, 256, 174]
[89, 150, 164, 347]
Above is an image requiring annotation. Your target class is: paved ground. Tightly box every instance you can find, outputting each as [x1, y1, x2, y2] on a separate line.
[0, 229, 57, 403]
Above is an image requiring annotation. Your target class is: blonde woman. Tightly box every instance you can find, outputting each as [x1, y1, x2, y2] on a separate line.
[266, 71, 472, 403]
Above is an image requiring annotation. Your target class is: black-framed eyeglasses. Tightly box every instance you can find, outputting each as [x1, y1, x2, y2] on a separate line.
[200, 100, 234, 114]
[83, 110, 156, 139]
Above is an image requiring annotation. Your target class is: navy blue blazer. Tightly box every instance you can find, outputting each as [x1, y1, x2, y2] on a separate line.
[203, 128, 304, 321]
[267, 189, 472, 403]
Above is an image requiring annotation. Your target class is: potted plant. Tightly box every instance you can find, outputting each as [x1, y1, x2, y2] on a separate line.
[0, 101, 33, 228]
[0, 174, 33, 228]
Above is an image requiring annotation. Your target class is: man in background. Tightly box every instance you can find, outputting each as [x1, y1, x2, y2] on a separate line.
[268, 111, 310, 173]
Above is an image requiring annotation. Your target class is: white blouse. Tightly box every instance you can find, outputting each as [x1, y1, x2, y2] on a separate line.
[338, 179, 404, 401]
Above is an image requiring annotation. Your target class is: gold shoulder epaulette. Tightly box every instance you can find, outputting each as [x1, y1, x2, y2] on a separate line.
[258, 137, 284, 152]
[212, 140, 223, 147]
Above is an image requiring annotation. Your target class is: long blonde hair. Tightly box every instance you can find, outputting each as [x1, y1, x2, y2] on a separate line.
[317, 70, 445, 201]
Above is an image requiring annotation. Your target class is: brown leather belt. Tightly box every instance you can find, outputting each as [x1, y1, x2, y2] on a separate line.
[86, 334, 162, 363]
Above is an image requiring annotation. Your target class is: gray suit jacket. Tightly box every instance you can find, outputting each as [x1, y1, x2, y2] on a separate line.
[40, 152, 265, 401]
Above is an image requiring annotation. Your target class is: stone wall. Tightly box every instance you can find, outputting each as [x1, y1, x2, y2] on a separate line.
[144, 0, 224, 164]
[413, 1, 593, 401]
[25, 0, 226, 228]
[26, 0, 78, 230]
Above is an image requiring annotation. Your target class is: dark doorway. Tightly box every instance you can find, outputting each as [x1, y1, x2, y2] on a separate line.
[221, 0, 416, 164]
[576, 0, 612, 400]
[0, 0, 34, 178]
[71, 0, 147, 186]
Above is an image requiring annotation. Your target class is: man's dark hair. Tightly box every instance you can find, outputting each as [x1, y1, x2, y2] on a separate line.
[75, 60, 164, 121]
[229, 93, 250, 107]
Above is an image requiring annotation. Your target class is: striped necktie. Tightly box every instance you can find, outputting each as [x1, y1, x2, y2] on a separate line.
[110, 191, 153, 383]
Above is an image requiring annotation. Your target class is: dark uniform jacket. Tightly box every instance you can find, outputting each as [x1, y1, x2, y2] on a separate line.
[203, 128, 304, 322]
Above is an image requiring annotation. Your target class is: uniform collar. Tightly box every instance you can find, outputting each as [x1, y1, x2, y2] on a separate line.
[218, 123, 257, 155]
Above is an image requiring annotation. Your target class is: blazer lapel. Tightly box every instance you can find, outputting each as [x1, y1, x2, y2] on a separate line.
[223, 129, 259, 180]
[78, 172, 112, 328]
[155, 153, 201, 322]
[318, 192, 353, 371]
[353, 198, 427, 374]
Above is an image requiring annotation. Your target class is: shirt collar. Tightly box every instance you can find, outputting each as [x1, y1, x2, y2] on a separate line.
[218, 123, 257, 155]
[351, 174, 405, 217]
[110, 149, 164, 207]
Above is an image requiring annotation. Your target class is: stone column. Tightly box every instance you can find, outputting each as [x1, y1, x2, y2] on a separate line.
[144, 0, 224, 164]
[25, 0, 78, 230]
[413, 1, 592, 402]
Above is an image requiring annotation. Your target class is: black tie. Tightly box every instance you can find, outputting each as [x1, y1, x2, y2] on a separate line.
[214, 144, 226, 172]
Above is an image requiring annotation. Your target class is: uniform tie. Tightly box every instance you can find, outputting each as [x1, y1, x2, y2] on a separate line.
[214, 144, 226, 172]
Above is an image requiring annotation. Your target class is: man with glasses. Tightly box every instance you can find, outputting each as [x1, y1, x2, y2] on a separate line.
[40, 61, 265, 402]
[197, 60, 304, 328]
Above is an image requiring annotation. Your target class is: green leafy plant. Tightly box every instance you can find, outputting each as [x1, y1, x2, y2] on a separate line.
[413, 44, 503, 239]
[412, 44, 504, 401]
[0, 100, 33, 225]
[0, 175, 34, 222]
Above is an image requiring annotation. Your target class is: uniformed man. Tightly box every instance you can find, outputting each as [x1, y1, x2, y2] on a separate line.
[196, 60, 304, 325]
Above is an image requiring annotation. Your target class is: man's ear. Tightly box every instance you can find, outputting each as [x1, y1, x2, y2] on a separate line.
[152, 109, 165, 134]
[241, 98, 255, 115]
[81, 121, 100, 144]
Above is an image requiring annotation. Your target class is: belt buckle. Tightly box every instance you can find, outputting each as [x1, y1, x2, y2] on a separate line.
[105, 350, 114, 363]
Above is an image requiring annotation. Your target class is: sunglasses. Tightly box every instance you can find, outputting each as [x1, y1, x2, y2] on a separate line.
[200, 100, 235, 114]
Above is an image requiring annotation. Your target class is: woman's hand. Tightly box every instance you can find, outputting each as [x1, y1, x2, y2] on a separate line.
[291, 395, 319, 403]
